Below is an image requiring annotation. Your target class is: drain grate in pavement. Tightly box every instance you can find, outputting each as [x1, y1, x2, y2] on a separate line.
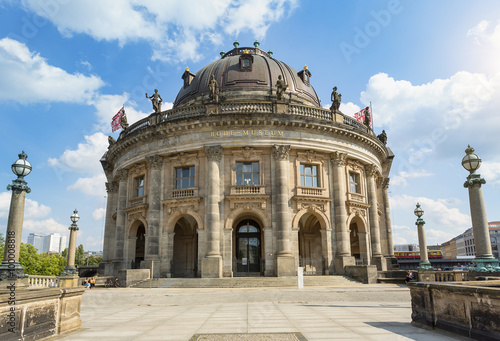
[189, 333, 307, 341]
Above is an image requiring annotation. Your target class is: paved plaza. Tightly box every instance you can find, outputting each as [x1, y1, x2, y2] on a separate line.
[54, 284, 468, 341]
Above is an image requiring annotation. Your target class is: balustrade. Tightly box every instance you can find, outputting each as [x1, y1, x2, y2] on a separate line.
[28, 275, 60, 288]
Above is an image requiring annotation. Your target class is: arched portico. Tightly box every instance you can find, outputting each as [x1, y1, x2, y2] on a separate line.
[347, 214, 370, 265]
[296, 210, 330, 275]
[171, 215, 198, 278]
[125, 219, 147, 269]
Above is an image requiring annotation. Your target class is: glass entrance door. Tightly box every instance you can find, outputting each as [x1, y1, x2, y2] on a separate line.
[236, 220, 261, 275]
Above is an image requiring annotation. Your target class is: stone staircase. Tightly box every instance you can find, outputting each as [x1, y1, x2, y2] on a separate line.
[131, 275, 360, 288]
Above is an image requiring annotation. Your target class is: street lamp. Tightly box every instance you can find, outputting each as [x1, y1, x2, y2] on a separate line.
[462, 145, 500, 272]
[414, 203, 432, 270]
[0, 151, 32, 283]
[61, 209, 80, 276]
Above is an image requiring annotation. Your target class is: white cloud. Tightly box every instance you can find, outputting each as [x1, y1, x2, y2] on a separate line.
[67, 173, 107, 197]
[339, 102, 361, 116]
[391, 169, 433, 187]
[467, 20, 500, 48]
[48, 132, 108, 174]
[92, 207, 105, 221]
[389, 194, 470, 244]
[23, 218, 68, 235]
[0, 38, 104, 103]
[0, 192, 51, 219]
[20, 0, 297, 62]
[481, 161, 500, 187]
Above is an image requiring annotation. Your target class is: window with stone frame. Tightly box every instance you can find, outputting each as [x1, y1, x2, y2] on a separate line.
[134, 175, 145, 197]
[349, 172, 361, 193]
[300, 164, 319, 187]
[236, 161, 259, 185]
[175, 166, 195, 189]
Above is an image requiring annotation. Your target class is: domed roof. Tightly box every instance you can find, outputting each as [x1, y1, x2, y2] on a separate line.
[174, 44, 321, 108]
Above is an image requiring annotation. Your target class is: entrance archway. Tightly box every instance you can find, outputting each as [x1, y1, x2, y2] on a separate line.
[298, 213, 323, 275]
[172, 216, 198, 278]
[350, 222, 360, 261]
[349, 216, 369, 265]
[134, 224, 145, 269]
[234, 219, 261, 276]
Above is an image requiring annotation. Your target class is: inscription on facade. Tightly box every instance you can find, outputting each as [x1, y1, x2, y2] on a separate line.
[210, 130, 284, 138]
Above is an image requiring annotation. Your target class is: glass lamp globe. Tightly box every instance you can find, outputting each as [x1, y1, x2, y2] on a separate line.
[70, 209, 80, 224]
[414, 203, 424, 218]
[11, 151, 32, 178]
[462, 145, 481, 173]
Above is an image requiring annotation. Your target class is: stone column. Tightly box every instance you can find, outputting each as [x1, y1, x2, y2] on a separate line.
[416, 216, 432, 270]
[60, 210, 80, 288]
[113, 169, 129, 272]
[464, 171, 500, 271]
[366, 164, 386, 270]
[272, 145, 295, 276]
[331, 152, 354, 273]
[102, 181, 118, 275]
[263, 227, 274, 276]
[381, 177, 397, 270]
[320, 228, 333, 275]
[143, 155, 163, 276]
[201, 145, 223, 278]
[0, 180, 30, 282]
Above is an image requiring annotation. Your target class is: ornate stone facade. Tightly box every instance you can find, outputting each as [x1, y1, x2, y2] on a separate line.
[100, 44, 395, 279]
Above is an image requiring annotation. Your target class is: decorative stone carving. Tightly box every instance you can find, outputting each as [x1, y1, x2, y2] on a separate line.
[177, 152, 188, 165]
[348, 160, 363, 172]
[382, 177, 390, 189]
[208, 74, 219, 103]
[129, 164, 145, 176]
[330, 151, 347, 166]
[330, 86, 341, 113]
[365, 164, 378, 177]
[205, 145, 223, 162]
[301, 203, 325, 212]
[146, 89, 163, 113]
[115, 169, 128, 182]
[349, 206, 367, 217]
[242, 146, 255, 159]
[146, 155, 163, 169]
[305, 150, 317, 162]
[108, 136, 116, 146]
[105, 181, 118, 194]
[377, 130, 387, 145]
[272, 144, 291, 160]
[275, 75, 288, 101]
[233, 202, 263, 211]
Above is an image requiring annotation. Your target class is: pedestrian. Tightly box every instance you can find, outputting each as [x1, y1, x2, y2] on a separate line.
[84, 278, 90, 289]
[404, 270, 414, 284]
[90, 277, 96, 289]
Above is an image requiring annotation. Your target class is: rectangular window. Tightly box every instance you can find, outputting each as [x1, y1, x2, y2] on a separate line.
[349, 172, 361, 193]
[176, 166, 195, 189]
[135, 176, 145, 197]
[236, 162, 259, 185]
[300, 164, 318, 187]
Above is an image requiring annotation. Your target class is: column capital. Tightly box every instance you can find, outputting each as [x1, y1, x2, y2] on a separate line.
[115, 169, 129, 182]
[7, 179, 31, 193]
[381, 177, 390, 189]
[272, 144, 291, 161]
[365, 164, 379, 177]
[464, 173, 486, 188]
[330, 152, 347, 166]
[105, 181, 118, 194]
[205, 145, 223, 162]
[146, 155, 163, 169]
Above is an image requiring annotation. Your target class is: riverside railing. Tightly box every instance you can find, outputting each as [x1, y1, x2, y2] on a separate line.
[28, 275, 60, 288]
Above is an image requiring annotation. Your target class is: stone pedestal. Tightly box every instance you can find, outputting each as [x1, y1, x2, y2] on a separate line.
[417, 270, 435, 282]
[59, 275, 80, 288]
[276, 256, 295, 277]
[372, 256, 387, 271]
[201, 256, 222, 278]
[334, 256, 355, 274]
[140, 259, 160, 278]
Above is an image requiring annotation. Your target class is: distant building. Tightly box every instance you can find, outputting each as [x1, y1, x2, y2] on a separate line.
[27, 232, 67, 254]
[394, 244, 419, 252]
[441, 222, 500, 260]
[27, 233, 44, 253]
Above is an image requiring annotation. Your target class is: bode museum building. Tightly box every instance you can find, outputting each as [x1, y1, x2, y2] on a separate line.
[100, 42, 395, 279]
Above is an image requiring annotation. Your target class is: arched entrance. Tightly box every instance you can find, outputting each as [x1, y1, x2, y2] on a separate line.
[298, 213, 323, 275]
[350, 222, 360, 261]
[134, 224, 145, 269]
[234, 219, 262, 276]
[172, 216, 198, 278]
[349, 216, 369, 265]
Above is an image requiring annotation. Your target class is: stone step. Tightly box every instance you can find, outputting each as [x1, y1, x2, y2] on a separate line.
[133, 275, 360, 288]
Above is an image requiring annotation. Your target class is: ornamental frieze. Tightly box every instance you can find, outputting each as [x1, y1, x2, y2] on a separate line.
[204, 145, 223, 162]
[330, 151, 347, 166]
[272, 144, 291, 160]
[146, 155, 163, 169]
[210, 130, 284, 138]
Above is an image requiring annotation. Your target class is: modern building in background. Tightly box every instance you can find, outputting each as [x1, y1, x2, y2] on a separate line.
[441, 222, 500, 260]
[394, 244, 419, 252]
[100, 43, 395, 279]
[27, 232, 67, 254]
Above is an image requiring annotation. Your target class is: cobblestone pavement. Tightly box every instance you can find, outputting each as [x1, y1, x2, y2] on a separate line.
[53, 284, 469, 341]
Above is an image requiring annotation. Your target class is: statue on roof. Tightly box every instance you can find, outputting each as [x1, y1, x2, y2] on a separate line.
[120, 110, 129, 130]
[275, 75, 288, 101]
[330, 86, 341, 113]
[363, 106, 371, 128]
[146, 89, 163, 113]
[108, 136, 116, 146]
[209, 74, 219, 103]
[377, 130, 387, 145]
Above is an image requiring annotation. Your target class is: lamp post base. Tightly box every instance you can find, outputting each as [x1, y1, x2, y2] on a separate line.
[0, 261, 27, 281]
[417, 260, 433, 270]
[469, 256, 500, 272]
[61, 266, 78, 276]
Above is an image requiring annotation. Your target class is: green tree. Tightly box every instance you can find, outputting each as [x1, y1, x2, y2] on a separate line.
[87, 255, 102, 266]
[61, 247, 68, 259]
[19, 243, 41, 275]
[75, 244, 86, 266]
[39, 253, 67, 276]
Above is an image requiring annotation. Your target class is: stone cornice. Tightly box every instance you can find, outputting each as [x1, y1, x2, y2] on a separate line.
[105, 111, 388, 166]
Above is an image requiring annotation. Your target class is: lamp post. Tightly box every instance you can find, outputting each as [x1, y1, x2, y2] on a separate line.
[0, 151, 32, 282]
[61, 209, 80, 277]
[414, 203, 432, 270]
[462, 145, 500, 272]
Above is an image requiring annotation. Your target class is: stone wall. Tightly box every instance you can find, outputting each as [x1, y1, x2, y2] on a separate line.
[409, 281, 500, 340]
[0, 286, 85, 340]
[344, 265, 378, 284]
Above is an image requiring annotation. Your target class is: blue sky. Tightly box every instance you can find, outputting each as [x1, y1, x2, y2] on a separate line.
[1, 0, 500, 251]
